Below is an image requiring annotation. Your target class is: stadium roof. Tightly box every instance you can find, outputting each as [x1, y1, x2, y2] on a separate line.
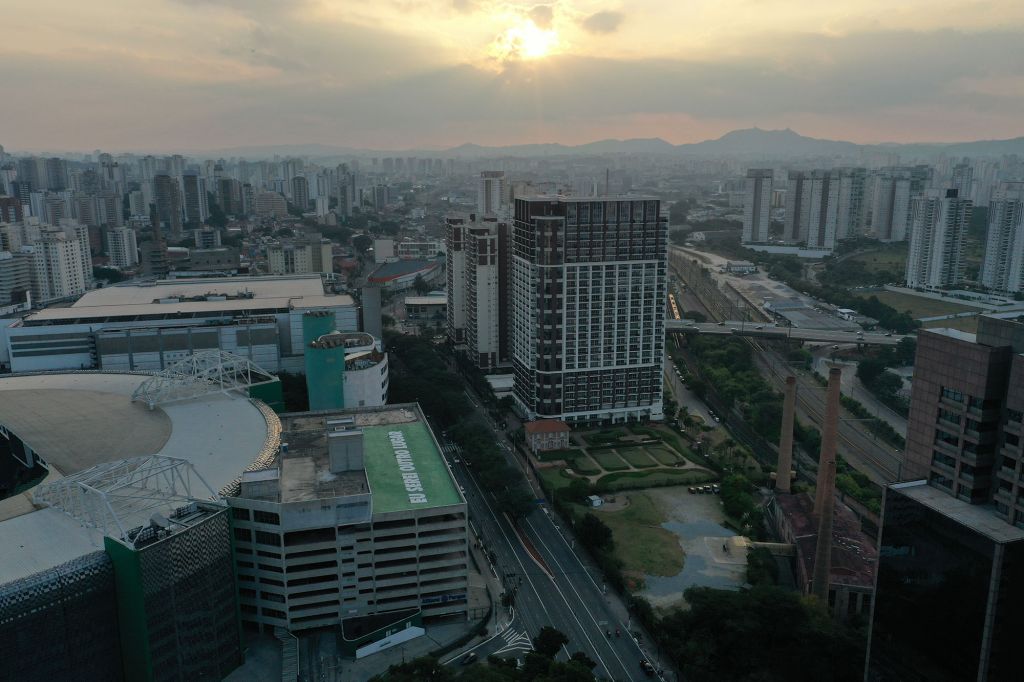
[0, 372, 274, 522]
[0, 369, 279, 583]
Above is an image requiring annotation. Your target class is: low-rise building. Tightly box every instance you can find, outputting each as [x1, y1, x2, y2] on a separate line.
[524, 420, 571, 453]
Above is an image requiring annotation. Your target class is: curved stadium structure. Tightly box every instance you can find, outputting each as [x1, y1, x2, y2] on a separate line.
[0, 353, 282, 682]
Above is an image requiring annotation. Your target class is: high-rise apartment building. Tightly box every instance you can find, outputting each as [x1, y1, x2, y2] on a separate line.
[445, 217, 468, 344]
[154, 173, 184, 240]
[478, 171, 507, 217]
[905, 188, 971, 290]
[26, 222, 93, 303]
[0, 196, 23, 223]
[834, 167, 867, 240]
[0, 250, 32, 308]
[182, 171, 208, 226]
[266, 240, 333, 275]
[952, 161, 974, 198]
[784, 171, 810, 243]
[869, 170, 913, 242]
[866, 316, 1024, 681]
[445, 214, 509, 370]
[980, 182, 1024, 294]
[255, 191, 288, 219]
[105, 227, 139, 269]
[806, 170, 839, 250]
[742, 169, 773, 244]
[291, 176, 310, 211]
[373, 184, 390, 213]
[510, 196, 666, 423]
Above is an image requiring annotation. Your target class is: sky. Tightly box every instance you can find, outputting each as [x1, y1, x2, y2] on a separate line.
[3, 0, 1024, 152]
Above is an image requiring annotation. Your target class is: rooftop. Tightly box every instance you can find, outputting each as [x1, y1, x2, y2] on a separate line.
[890, 481, 1024, 543]
[0, 372, 273, 522]
[20, 274, 353, 323]
[368, 259, 441, 282]
[277, 406, 462, 514]
[525, 420, 571, 434]
[775, 492, 877, 589]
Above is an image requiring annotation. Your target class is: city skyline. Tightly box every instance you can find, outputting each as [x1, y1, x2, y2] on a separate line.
[4, 0, 1024, 151]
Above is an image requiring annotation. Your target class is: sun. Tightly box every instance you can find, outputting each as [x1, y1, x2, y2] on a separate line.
[491, 19, 560, 61]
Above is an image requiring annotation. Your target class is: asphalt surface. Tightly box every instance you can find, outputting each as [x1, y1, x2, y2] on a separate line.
[436, 396, 668, 681]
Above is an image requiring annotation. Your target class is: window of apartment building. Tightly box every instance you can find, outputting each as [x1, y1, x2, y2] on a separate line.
[1008, 409, 1024, 423]
[260, 577, 284, 587]
[929, 472, 954, 490]
[941, 387, 964, 403]
[937, 408, 962, 425]
[932, 451, 957, 469]
[934, 429, 959, 447]
[233, 528, 252, 542]
[260, 591, 285, 603]
[261, 608, 286, 619]
[232, 507, 250, 521]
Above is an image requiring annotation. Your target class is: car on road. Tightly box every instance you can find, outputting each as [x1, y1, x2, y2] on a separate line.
[461, 652, 477, 665]
[755, 325, 764, 330]
[832, 345, 840, 350]
[717, 321, 725, 326]
[688, 486, 696, 494]
[640, 659, 656, 677]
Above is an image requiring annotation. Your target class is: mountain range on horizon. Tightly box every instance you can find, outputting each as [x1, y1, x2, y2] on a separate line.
[13, 127, 1024, 160]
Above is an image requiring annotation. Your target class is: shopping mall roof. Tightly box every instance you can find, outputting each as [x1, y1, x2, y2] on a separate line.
[20, 274, 354, 323]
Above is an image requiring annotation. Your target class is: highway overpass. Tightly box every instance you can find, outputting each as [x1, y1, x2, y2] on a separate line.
[666, 320, 910, 346]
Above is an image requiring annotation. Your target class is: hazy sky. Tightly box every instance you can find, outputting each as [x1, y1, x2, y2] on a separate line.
[4, 0, 1024, 152]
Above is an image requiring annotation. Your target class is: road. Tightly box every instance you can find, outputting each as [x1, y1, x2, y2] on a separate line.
[811, 352, 908, 438]
[666, 320, 908, 346]
[436, 395, 666, 681]
[663, 354, 714, 425]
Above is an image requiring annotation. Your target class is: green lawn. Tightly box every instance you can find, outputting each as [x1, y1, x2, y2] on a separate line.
[584, 429, 629, 445]
[595, 468, 715, 492]
[536, 447, 583, 462]
[847, 244, 907, 274]
[591, 450, 630, 471]
[856, 290, 976, 319]
[538, 467, 576, 493]
[570, 456, 602, 475]
[618, 447, 658, 469]
[588, 493, 683, 578]
[648, 446, 685, 466]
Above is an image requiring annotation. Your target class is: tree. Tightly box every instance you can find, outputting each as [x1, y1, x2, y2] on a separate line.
[578, 513, 614, 552]
[369, 656, 453, 682]
[352, 233, 373, 253]
[413, 274, 431, 295]
[533, 626, 569, 658]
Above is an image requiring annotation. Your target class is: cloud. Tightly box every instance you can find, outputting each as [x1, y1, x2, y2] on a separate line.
[581, 10, 624, 34]
[451, 0, 476, 13]
[529, 4, 554, 29]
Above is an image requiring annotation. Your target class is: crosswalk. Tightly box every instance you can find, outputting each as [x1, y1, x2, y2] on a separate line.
[494, 627, 533, 656]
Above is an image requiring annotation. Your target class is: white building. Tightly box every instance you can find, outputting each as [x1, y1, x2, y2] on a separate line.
[834, 168, 867, 240]
[267, 240, 333, 275]
[373, 238, 395, 263]
[742, 169, 773, 244]
[445, 218, 468, 344]
[511, 196, 666, 423]
[906, 189, 972, 290]
[478, 170, 507, 217]
[806, 170, 838, 251]
[105, 227, 139, 269]
[980, 182, 1024, 293]
[869, 171, 913, 242]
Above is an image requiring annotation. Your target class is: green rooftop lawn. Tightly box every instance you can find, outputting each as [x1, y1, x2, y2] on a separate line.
[361, 422, 461, 513]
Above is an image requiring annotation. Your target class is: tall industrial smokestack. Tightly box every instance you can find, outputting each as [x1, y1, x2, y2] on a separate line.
[811, 367, 841, 601]
[775, 375, 797, 493]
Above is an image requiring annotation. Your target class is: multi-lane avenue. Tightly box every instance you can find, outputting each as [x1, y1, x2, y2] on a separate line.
[666, 319, 909, 345]
[434, 396, 667, 681]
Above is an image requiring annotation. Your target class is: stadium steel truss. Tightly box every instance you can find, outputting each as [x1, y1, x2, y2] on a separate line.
[32, 455, 217, 546]
[130, 349, 277, 410]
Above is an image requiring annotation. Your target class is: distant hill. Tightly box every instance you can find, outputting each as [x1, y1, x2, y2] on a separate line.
[197, 129, 1024, 160]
